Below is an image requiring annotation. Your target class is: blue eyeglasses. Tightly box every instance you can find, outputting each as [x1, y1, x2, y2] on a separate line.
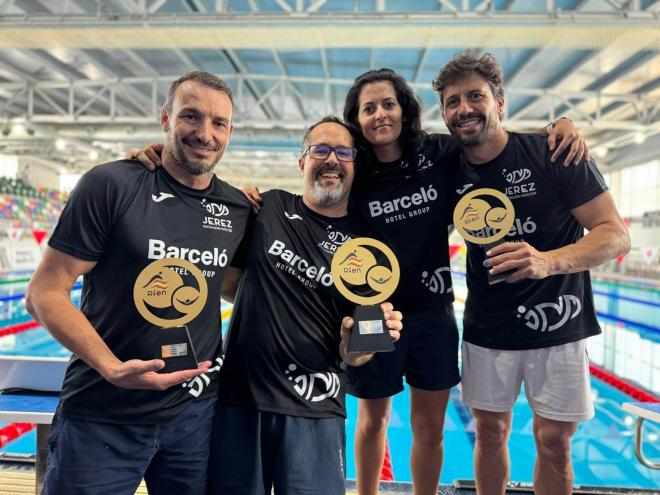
[303, 144, 357, 162]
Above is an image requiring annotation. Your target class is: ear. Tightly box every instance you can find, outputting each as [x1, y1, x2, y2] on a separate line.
[160, 107, 170, 132]
[225, 123, 234, 147]
[298, 157, 305, 174]
[496, 97, 505, 119]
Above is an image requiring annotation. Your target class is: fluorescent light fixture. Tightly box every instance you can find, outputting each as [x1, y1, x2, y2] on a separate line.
[11, 123, 25, 136]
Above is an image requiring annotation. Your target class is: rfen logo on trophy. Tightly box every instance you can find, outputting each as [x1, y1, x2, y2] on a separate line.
[333, 239, 398, 305]
[133, 258, 208, 372]
[331, 237, 400, 353]
[453, 188, 515, 245]
[134, 258, 208, 328]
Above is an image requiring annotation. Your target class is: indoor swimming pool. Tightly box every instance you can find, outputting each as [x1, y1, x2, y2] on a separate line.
[1, 273, 658, 489]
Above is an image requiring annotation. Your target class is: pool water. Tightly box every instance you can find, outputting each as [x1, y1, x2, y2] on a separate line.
[1, 278, 659, 489]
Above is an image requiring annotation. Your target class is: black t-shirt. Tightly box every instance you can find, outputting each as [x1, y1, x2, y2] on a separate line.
[451, 133, 608, 350]
[48, 161, 251, 424]
[350, 134, 461, 312]
[218, 190, 371, 418]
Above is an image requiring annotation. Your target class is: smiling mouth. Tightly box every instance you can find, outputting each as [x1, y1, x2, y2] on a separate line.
[318, 172, 343, 180]
[456, 118, 481, 127]
[455, 117, 483, 129]
[183, 140, 220, 153]
[316, 167, 344, 181]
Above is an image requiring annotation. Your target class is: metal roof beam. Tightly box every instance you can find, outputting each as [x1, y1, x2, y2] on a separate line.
[69, 49, 152, 115]
[0, 0, 16, 13]
[247, 0, 259, 12]
[116, 0, 142, 14]
[184, 0, 208, 13]
[307, 0, 327, 13]
[6, 2, 149, 117]
[3, 75, 658, 103]
[3, 9, 659, 23]
[438, 0, 457, 13]
[413, 46, 430, 84]
[222, 48, 278, 120]
[171, 48, 197, 72]
[274, 0, 292, 13]
[0, 57, 72, 116]
[148, 0, 169, 14]
[271, 49, 307, 120]
[2, 72, 657, 134]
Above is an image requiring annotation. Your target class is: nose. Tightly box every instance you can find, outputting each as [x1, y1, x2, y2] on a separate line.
[195, 119, 213, 143]
[374, 105, 387, 120]
[457, 98, 473, 116]
[325, 149, 340, 164]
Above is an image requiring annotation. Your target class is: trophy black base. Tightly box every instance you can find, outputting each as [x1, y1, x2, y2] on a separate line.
[157, 326, 199, 373]
[348, 305, 394, 354]
[483, 239, 515, 285]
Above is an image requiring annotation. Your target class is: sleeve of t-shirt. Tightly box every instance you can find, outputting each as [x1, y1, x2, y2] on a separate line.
[48, 163, 131, 261]
[428, 133, 462, 160]
[230, 189, 277, 268]
[550, 149, 609, 209]
[230, 211, 256, 269]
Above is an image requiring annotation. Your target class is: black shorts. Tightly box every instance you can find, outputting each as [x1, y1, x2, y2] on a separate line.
[346, 305, 460, 399]
[208, 405, 346, 495]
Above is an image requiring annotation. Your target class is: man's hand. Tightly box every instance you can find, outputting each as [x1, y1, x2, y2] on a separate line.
[339, 302, 403, 367]
[485, 241, 555, 283]
[241, 185, 263, 214]
[125, 143, 164, 170]
[548, 118, 589, 166]
[101, 359, 212, 391]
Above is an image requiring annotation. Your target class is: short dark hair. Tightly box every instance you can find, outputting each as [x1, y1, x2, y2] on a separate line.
[432, 52, 504, 108]
[165, 71, 234, 114]
[343, 68, 425, 161]
[301, 115, 354, 154]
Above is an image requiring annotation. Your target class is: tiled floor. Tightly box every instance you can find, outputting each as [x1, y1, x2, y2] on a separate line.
[1, 465, 658, 494]
[0, 466, 149, 495]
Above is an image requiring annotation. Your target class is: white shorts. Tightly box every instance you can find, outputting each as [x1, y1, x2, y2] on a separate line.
[461, 340, 594, 422]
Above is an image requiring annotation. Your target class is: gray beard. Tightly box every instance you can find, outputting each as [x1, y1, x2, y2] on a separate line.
[309, 181, 347, 209]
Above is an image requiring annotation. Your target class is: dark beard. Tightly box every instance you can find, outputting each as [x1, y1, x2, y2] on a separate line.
[166, 141, 218, 175]
[449, 114, 488, 148]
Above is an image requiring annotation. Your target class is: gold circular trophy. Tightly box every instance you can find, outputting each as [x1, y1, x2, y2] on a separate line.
[452, 188, 516, 285]
[133, 258, 208, 372]
[331, 237, 400, 353]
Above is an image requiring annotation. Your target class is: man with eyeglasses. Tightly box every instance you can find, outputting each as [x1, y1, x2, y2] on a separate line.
[208, 115, 403, 495]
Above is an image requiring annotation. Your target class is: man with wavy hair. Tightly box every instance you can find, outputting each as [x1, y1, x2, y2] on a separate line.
[433, 53, 630, 495]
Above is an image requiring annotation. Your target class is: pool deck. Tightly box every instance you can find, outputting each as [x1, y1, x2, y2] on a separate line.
[0, 463, 148, 494]
[1, 465, 658, 495]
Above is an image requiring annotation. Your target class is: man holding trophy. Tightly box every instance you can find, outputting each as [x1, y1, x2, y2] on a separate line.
[25, 71, 252, 495]
[212, 115, 403, 495]
[433, 53, 630, 495]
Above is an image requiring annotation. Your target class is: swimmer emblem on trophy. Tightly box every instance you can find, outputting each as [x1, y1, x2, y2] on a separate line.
[453, 188, 516, 285]
[133, 258, 208, 372]
[331, 238, 400, 353]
